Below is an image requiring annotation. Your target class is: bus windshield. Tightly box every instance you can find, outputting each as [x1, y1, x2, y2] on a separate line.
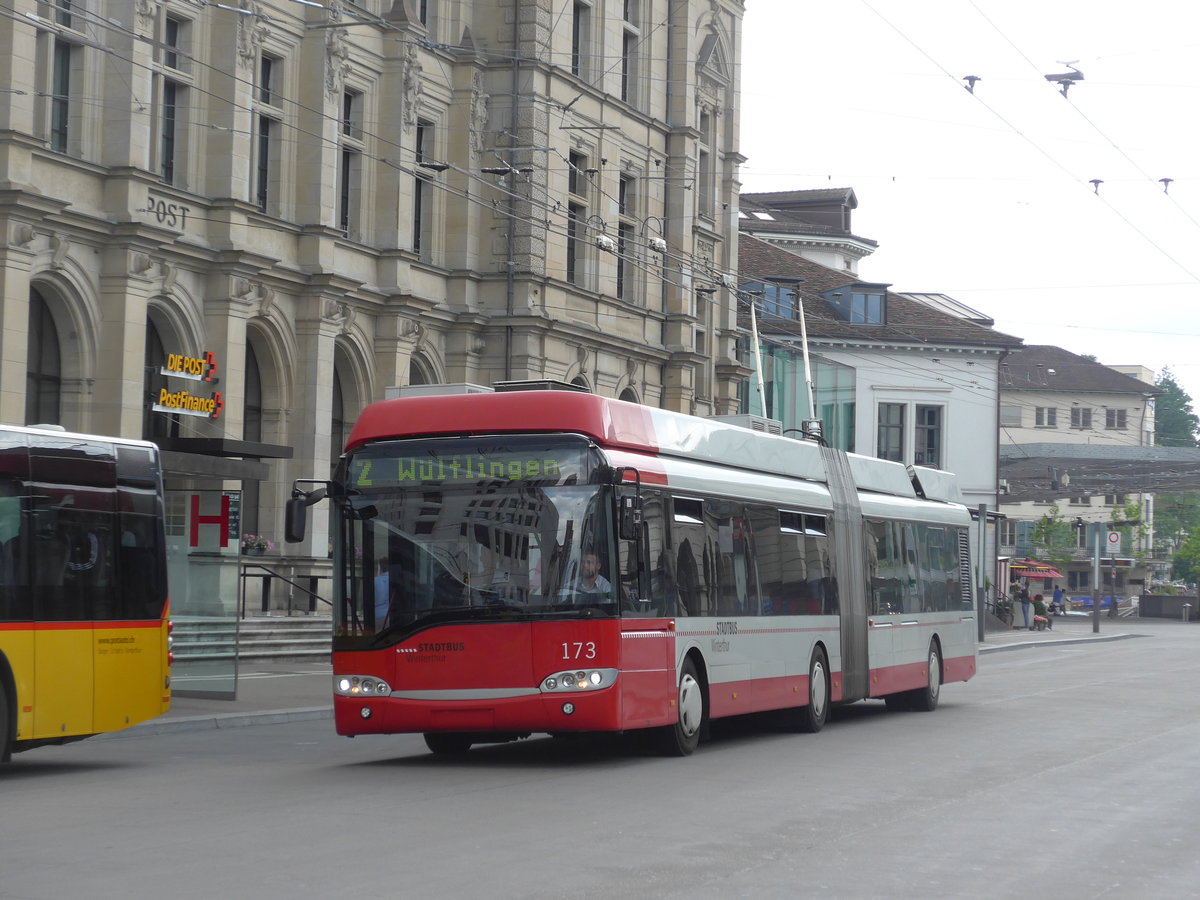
[334, 435, 618, 646]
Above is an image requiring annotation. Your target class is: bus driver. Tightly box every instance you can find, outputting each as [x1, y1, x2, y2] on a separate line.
[577, 552, 612, 596]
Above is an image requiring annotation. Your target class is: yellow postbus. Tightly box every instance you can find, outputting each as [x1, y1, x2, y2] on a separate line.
[0, 425, 170, 762]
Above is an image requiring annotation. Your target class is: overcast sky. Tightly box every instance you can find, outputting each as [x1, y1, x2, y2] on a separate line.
[739, 1, 1200, 406]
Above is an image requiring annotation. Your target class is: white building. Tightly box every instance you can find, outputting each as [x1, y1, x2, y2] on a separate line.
[997, 345, 1160, 603]
[737, 233, 1024, 601]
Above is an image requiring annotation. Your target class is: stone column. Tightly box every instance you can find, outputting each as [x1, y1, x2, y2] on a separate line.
[289, 289, 351, 557]
[93, 230, 176, 437]
[0, 226, 36, 423]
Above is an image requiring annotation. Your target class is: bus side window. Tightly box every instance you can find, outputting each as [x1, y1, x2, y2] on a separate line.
[805, 515, 836, 615]
[707, 501, 759, 617]
[0, 492, 21, 620]
[675, 541, 701, 617]
[746, 505, 782, 616]
[671, 497, 707, 616]
[619, 492, 677, 617]
[119, 514, 163, 618]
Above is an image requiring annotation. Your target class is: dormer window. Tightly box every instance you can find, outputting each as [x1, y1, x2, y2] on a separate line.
[740, 280, 798, 319]
[823, 286, 887, 324]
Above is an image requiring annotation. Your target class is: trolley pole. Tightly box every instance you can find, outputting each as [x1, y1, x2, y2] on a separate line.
[977, 504, 987, 643]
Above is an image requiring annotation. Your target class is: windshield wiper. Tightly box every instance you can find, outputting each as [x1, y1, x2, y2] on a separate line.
[364, 605, 533, 647]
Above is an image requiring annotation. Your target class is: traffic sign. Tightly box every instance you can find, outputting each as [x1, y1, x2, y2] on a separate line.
[1106, 531, 1122, 555]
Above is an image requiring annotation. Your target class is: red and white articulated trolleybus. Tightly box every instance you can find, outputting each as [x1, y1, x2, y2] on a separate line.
[287, 386, 976, 756]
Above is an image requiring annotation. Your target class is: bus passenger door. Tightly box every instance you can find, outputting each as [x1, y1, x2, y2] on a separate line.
[865, 520, 903, 697]
[30, 485, 98, 739]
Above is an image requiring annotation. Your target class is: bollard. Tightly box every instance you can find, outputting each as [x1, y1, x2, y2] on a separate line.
[1185, 603, 1192, 623]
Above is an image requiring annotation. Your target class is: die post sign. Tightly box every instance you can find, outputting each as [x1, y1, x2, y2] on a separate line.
[151, 350, 224, 419]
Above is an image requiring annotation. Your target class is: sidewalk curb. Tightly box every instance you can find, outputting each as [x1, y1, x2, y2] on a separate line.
[97, 707, 333, 739]
[978, 632, 1145, 654]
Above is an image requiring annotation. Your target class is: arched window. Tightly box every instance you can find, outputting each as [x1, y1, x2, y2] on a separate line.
[330, 367, 347, 476]
[143, 319, 181, 442]
[619, 387, 639, 404]
[244, 343, 263, 443]
[241, 343, 265, 536]
[26, 289, 62, 425]
[409, 356, 431, 387]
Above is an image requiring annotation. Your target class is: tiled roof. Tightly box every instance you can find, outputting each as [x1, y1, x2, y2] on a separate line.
[741, 188, 858, 207]
[737, 234, 1023, 349]
[738, 190, 878, 246]
[999, 345, 1162, 395]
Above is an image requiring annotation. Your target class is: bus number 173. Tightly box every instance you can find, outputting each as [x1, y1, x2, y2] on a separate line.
[562, 642, 596, 660]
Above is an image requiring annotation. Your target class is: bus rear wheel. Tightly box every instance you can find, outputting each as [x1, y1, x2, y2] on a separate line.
[887, 642, 941, 712]
[779, 646, 829, 733]
[658, 657, 704, 756]
[909, 642, 942, 712]
[424, 732, 474, 756]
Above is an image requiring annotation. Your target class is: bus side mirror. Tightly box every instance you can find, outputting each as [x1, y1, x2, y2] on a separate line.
[285, 484, 328, 543]
[285, 497, 307, 543]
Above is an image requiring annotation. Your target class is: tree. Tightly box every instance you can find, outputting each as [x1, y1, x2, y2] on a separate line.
[1153, 371, 1200, 566]
[1154, 494, 1200, 553]
[1154, 369, 1200, 448]
[1171, 531, 1200, 585]
[1030, 504, 1077, 569]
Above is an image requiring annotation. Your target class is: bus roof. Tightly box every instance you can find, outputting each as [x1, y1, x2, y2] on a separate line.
[346, 391, 956, 504]
[0, 423, 160, 453]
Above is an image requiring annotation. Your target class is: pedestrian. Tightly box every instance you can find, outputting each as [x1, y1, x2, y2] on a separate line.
[1032, 594, 1052, 630]
[1019, 581, 1032, 629]
[1051, 585, 1065, 615]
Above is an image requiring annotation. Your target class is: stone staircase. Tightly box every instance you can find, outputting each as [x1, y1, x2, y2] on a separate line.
[173, 616, 331, 664]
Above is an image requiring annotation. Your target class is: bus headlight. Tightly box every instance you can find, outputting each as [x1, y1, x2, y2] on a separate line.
[335, 675, 393, 697]
[540, 668, 617, 693]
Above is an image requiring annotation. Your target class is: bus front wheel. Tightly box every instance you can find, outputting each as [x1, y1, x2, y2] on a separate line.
[658, 657, 705, 756]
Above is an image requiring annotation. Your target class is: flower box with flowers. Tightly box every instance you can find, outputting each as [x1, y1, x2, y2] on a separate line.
[241, 534, 274, 556]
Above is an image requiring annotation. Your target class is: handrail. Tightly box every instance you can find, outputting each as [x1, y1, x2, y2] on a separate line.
[239, 563, 333, 617]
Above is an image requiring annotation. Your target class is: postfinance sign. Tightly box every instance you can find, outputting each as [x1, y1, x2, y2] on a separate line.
[151, 350, 223, 419]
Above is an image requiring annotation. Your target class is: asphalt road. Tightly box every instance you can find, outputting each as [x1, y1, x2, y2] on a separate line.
[2, 621, 1199, 900]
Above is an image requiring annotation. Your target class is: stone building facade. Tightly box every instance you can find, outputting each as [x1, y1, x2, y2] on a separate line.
[0, 0, 746, 567]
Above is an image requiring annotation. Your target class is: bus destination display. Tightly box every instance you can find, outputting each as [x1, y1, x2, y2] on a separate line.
[349, 444, 590, 488]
